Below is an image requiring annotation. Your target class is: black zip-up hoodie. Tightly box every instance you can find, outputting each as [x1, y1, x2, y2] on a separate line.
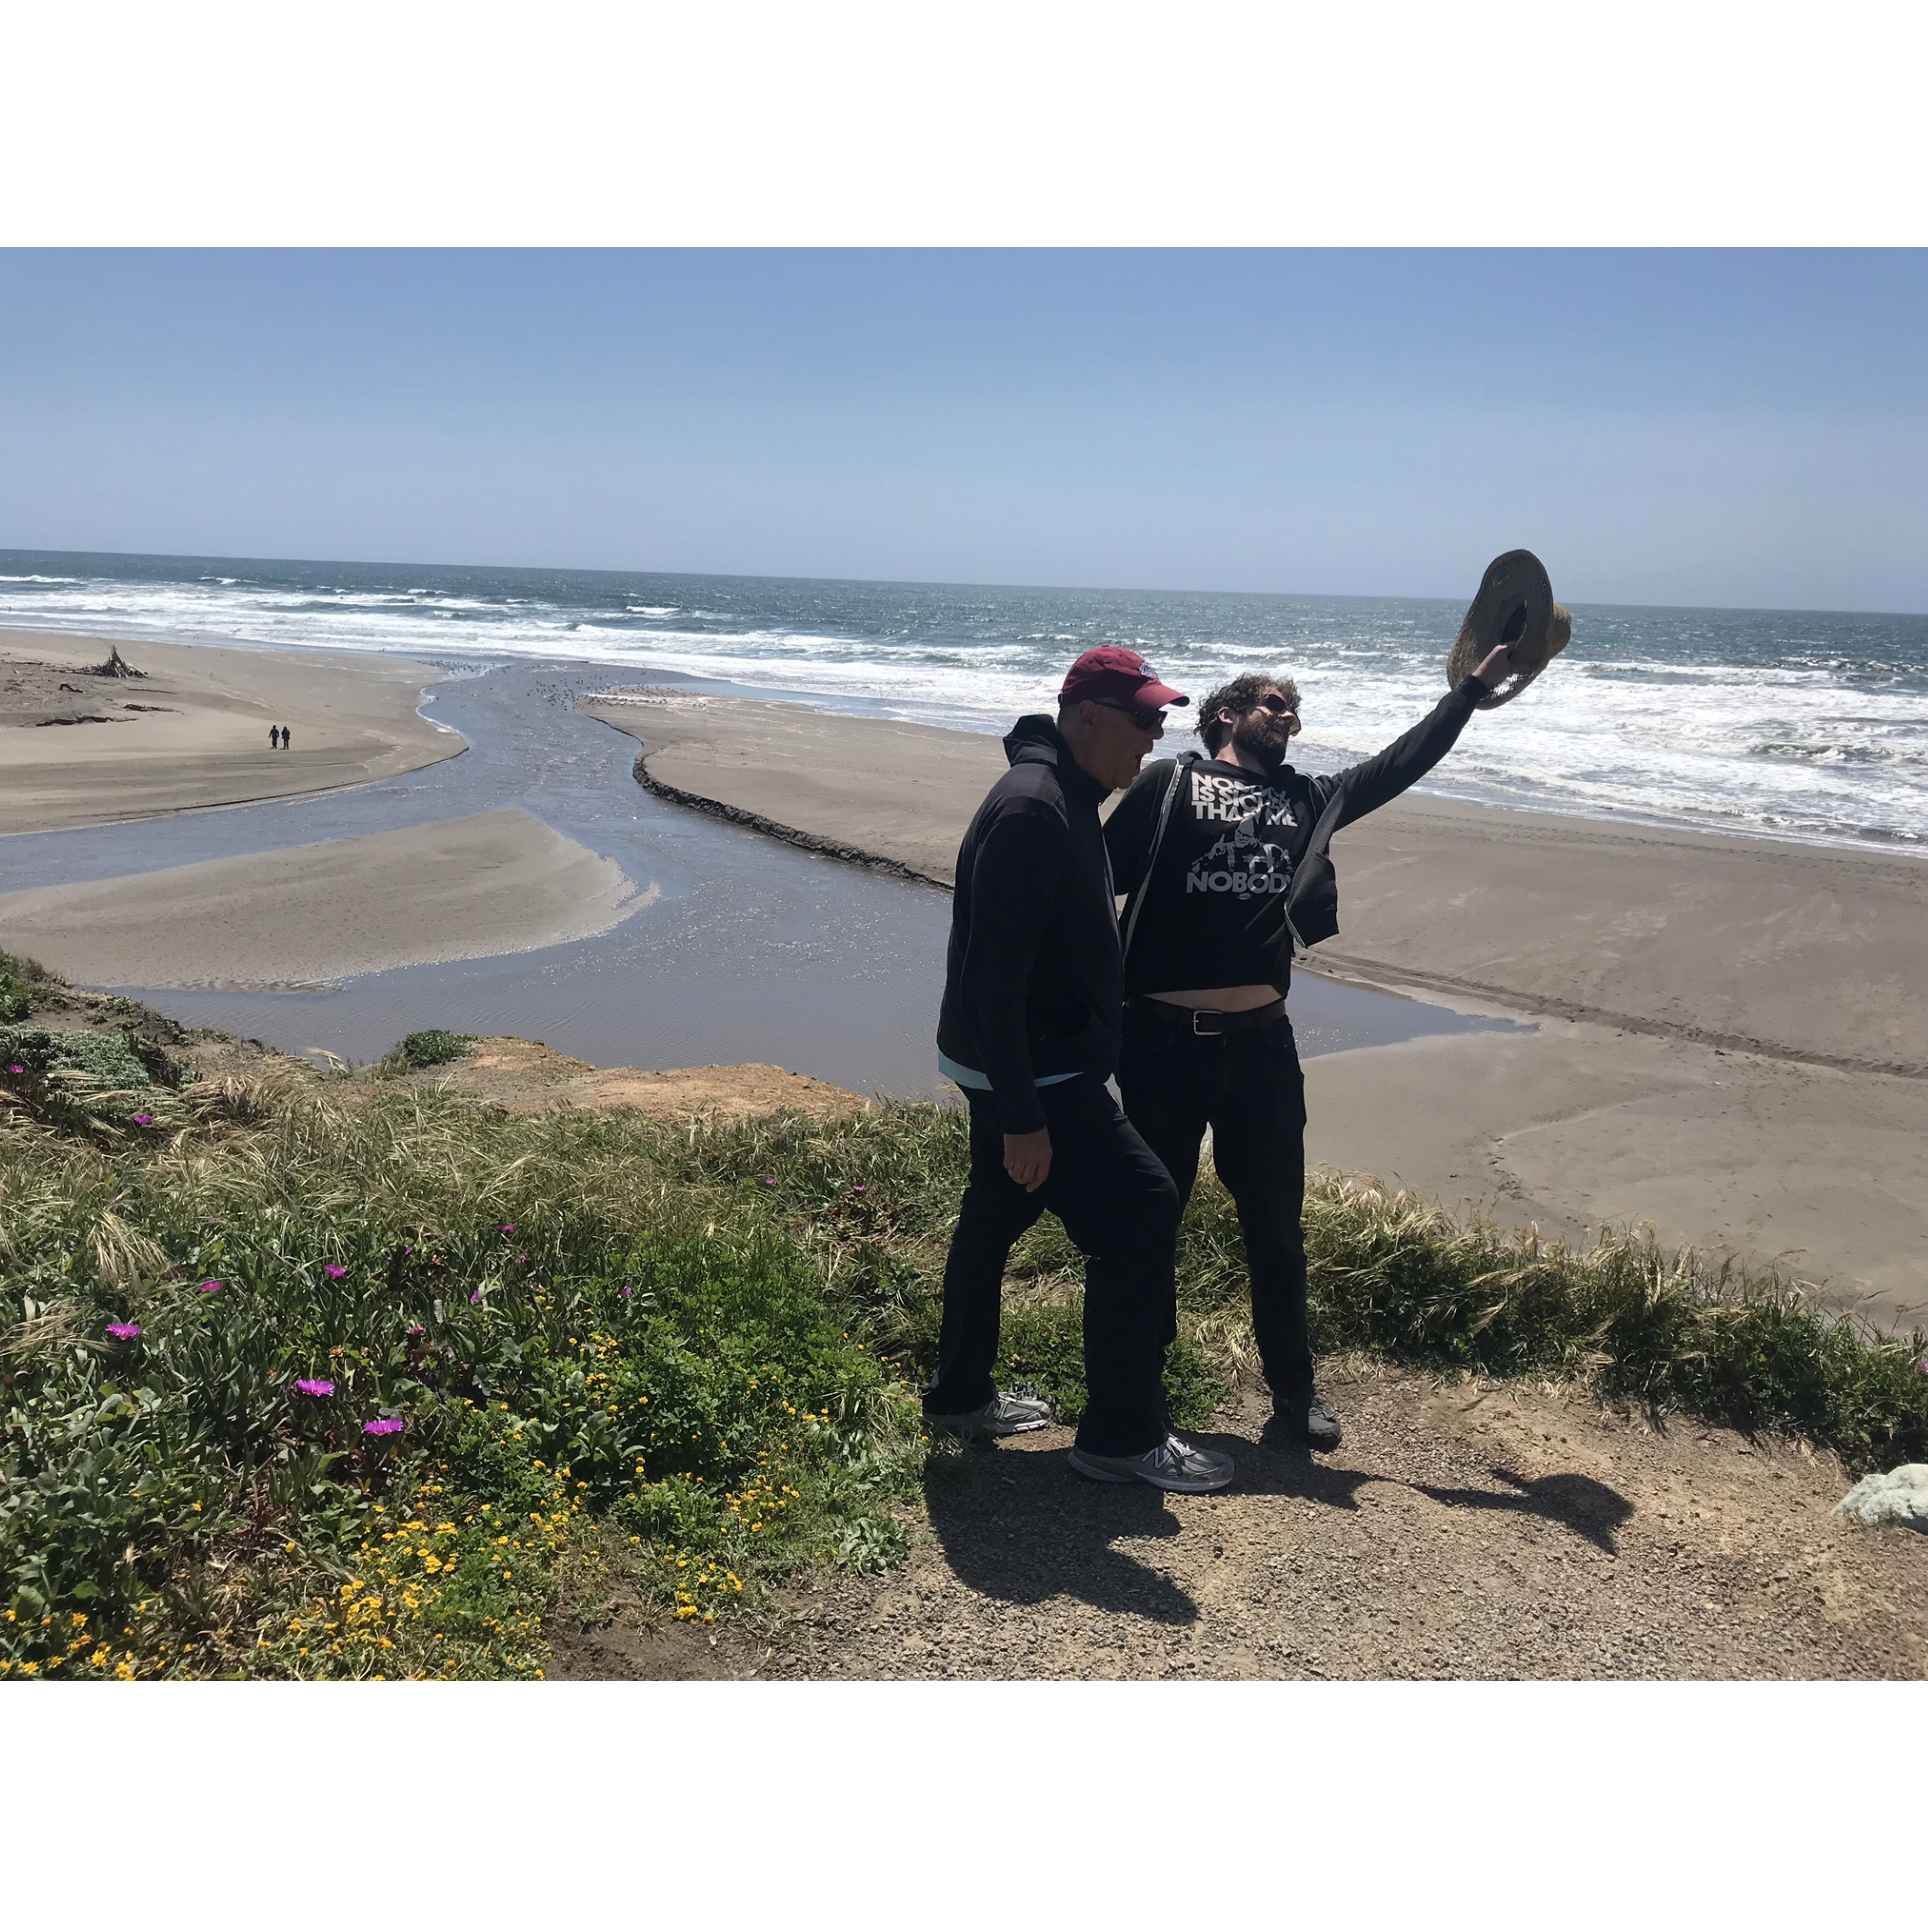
[936, 715, 1121, 1134]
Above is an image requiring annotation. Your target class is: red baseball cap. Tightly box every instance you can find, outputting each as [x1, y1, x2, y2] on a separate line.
[1058, 646, 1189, 712]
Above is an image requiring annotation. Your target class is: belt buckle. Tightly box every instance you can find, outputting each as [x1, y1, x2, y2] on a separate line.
[1190, 1008, 1224, 1037]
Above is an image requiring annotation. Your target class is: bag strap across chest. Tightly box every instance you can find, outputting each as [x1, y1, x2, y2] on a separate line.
[1120, 753, 1200, 962]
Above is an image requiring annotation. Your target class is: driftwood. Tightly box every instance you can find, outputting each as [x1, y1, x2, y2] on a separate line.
[85, 645, 146, 680]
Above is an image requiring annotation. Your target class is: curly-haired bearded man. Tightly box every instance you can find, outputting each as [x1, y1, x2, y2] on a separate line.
[1103, 640, 1515, 1450]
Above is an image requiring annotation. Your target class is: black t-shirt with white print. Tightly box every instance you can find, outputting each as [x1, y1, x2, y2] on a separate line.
[1104, 676, 1491, 996]
[1107, 758, 1318, 995]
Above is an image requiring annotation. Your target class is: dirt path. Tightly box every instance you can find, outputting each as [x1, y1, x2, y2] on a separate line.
[568, 1369, 1926, 1681]
[384, 1037, 871, 1123]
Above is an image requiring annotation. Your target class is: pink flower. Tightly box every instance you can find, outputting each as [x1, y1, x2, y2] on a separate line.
[854, 1184, 866, 1193]
[131, 1112, 154, 1126]
[294, 1378, 335, 1397]
[497, 1223, 514, 1235]
[322, 1264, 347, 1279]
[6, 1065, 22, 1075]
[198, 1279, 223, 1294]
[620, 1285, 633, 1297]
[106, 1322, 143, 1340]
[407, 1323, 425, 1337]
[469, 1290, 482, 1303]
[763, 1177, 778, 1187]
[362, 1417, 405, 1437]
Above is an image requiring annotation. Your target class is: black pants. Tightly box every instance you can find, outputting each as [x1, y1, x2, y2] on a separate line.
[926, 1074, 1178, 1457]
[1117, 1004, 1314, 1402]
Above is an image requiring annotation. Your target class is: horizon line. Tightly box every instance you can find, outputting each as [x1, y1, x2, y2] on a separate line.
[3, 541, 1925, 625]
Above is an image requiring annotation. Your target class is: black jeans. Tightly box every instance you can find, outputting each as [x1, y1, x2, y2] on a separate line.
[926, 1074, 1179, 1457]
[1117, 1004, 1314, 1402]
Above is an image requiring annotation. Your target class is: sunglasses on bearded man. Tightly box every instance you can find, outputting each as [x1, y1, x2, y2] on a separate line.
[1241, 692, 1301, 734]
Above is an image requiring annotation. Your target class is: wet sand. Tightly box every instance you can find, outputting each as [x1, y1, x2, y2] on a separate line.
[0, 809, 646, 988]
[0, 628, 463, 832]
[586, 684, 1928, 1324]
[580, 686, 1003, 885]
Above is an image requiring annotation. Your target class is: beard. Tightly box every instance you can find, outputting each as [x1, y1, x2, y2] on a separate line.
[1231, 706, 1294, 772]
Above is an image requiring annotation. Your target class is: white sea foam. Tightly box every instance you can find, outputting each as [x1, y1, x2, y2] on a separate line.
[3, 555, 1925, 853]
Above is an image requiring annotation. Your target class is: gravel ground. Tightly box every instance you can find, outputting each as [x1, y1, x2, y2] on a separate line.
[559, 1367, 1926, 1681]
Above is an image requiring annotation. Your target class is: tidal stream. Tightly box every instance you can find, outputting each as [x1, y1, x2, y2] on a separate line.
[2, 656, 1520, 1095]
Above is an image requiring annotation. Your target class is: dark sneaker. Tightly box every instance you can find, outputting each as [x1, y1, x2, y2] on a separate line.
[1068, 1433, 1234, 1493]
[1266, 1390, 1343, 1451]
[925, 1390, 1054, 1439]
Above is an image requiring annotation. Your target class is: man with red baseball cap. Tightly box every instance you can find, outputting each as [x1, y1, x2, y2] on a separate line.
[928, 647, 1236, 1494]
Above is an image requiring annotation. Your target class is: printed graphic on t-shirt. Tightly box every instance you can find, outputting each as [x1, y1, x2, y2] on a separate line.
[1184, 768, 1298, 897]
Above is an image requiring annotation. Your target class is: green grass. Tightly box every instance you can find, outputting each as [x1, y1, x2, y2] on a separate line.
[392, 1030, 479, 1070]
[3, 1058, 1924, 1681]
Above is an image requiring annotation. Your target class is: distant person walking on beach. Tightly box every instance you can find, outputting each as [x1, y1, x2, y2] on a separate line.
[281, 725, 292, 750]
[929, 647, 1235, 1494]
[270, 724, 281, 749]
[1105, 637, 1518, 1452]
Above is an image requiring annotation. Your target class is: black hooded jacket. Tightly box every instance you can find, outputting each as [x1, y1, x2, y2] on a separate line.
[936, 715, 1122, 1134]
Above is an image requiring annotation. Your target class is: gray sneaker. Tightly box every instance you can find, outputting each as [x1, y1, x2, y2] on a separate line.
[925, 1390, 1054, 1439]
[1069, 1433, 1234, 1494]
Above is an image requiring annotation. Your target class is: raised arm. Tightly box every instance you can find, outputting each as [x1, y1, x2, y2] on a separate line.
[1313, 644, 1511, 830]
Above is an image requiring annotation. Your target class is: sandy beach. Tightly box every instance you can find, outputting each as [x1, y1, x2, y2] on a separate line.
[0, 808, 647, 988]
[580, 686, 1005, 885]
[585, 684, 1928, 1327]
[0, 628, 463, 833]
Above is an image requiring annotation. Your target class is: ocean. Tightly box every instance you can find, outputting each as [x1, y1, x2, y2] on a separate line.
[5, 547, 1927, 853]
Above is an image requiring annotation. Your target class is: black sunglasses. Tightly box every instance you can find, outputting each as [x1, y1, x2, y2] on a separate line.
[1231, 692, 1301, 734]
[1092, 699, 1166, 732]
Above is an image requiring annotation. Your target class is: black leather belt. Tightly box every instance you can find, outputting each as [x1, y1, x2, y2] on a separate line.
[1129, 995, 1286, 1036]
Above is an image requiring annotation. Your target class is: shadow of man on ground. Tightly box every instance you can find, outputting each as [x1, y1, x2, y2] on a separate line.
[1188, 1429, 1392, 1511]
[1412, 1469, 1634, 1555]
[922, 1441, 1199, 1625]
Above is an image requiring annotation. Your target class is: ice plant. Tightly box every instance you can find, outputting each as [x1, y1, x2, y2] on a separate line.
[497, 1223, 514, 1235]
[322, 1264, 347, 1279]
[198, 1279, 223, 1294]
[105, 1322, 142, 1340]
[294, 1379, 335, 1397]
[363, 1418, 405, 1437]
[131, 1112, 154, 1126]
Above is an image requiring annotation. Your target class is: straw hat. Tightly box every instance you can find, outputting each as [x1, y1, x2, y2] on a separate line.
[1447, 549, 1571, 709]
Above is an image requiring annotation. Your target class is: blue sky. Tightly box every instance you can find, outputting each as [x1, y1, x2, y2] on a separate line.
[2, 249, 1924, 610]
